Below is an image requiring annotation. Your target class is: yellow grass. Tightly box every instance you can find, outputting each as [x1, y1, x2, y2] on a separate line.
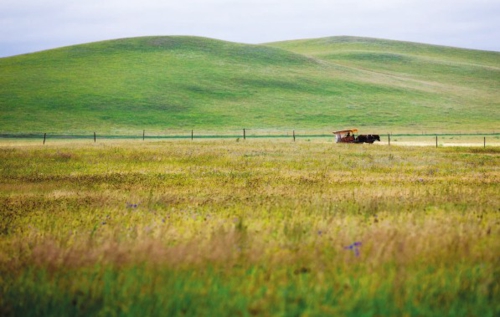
[0, 140, 499, 316]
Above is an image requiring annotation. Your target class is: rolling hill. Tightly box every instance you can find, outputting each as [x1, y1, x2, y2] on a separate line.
[0, 36, 499, 134]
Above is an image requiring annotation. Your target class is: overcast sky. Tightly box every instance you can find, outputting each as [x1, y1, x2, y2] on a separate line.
[1, 0, 499, 57]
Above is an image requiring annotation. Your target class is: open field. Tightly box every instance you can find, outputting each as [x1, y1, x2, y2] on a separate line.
[1, 140, 499, 316]
[2, 34, 498, 316]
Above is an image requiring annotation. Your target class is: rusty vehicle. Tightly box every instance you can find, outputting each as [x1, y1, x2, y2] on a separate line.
[333, 129, 380, 144]
[333, 129, 358, 143]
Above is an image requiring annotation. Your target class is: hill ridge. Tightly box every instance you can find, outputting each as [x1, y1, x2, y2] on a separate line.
[0, 35, 499, 134]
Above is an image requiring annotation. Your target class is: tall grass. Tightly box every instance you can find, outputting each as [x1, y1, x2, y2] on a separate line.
[0, 140, 499, 316]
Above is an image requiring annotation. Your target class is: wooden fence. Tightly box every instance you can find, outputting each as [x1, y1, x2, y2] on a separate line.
[1, 130, 499, 147]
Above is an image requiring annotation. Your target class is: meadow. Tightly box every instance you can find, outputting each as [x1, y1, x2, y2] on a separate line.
[0, 139, 499, 316]
[1, 36, 499, 134]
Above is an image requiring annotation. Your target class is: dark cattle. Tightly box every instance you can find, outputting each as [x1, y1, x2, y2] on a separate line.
[355, 134, 380, 144]
[366, 134, 380, 143]
[355, 135, 367, 143]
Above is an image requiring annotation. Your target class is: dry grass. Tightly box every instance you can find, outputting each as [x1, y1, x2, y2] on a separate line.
[0, 140, 499, 316]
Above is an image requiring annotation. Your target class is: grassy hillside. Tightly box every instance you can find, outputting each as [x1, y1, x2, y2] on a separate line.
[267, 37, 500, 132]
[1, 36, 499, 134]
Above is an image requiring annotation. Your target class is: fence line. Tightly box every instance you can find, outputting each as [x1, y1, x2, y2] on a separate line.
[0, 131, 498, 147]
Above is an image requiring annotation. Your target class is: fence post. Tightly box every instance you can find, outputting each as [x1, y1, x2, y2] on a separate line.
[484, 137, 486, 148]
[388, 133, 390, 146]
[293, 130, 296, 142]
[243, 128, 246, 140]
[143, 130, 145, 141]
[43, 133, 46, 145]
[191, 130, 194, 141]
[94, 132, 96, 143]
[435, 135, 438, 148]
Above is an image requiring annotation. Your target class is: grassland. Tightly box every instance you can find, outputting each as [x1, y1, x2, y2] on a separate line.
[1, 36, 499, 134]
[1, 35, 499, 316]
[1, 140, 499, 316]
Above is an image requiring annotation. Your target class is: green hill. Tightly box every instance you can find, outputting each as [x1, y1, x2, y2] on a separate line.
[1, 36, 499, 134]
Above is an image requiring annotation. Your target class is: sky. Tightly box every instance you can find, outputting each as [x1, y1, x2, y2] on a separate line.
[1, 0, 500, 57]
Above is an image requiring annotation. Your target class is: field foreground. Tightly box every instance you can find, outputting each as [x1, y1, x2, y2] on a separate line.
[0, 140, 499, 316]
